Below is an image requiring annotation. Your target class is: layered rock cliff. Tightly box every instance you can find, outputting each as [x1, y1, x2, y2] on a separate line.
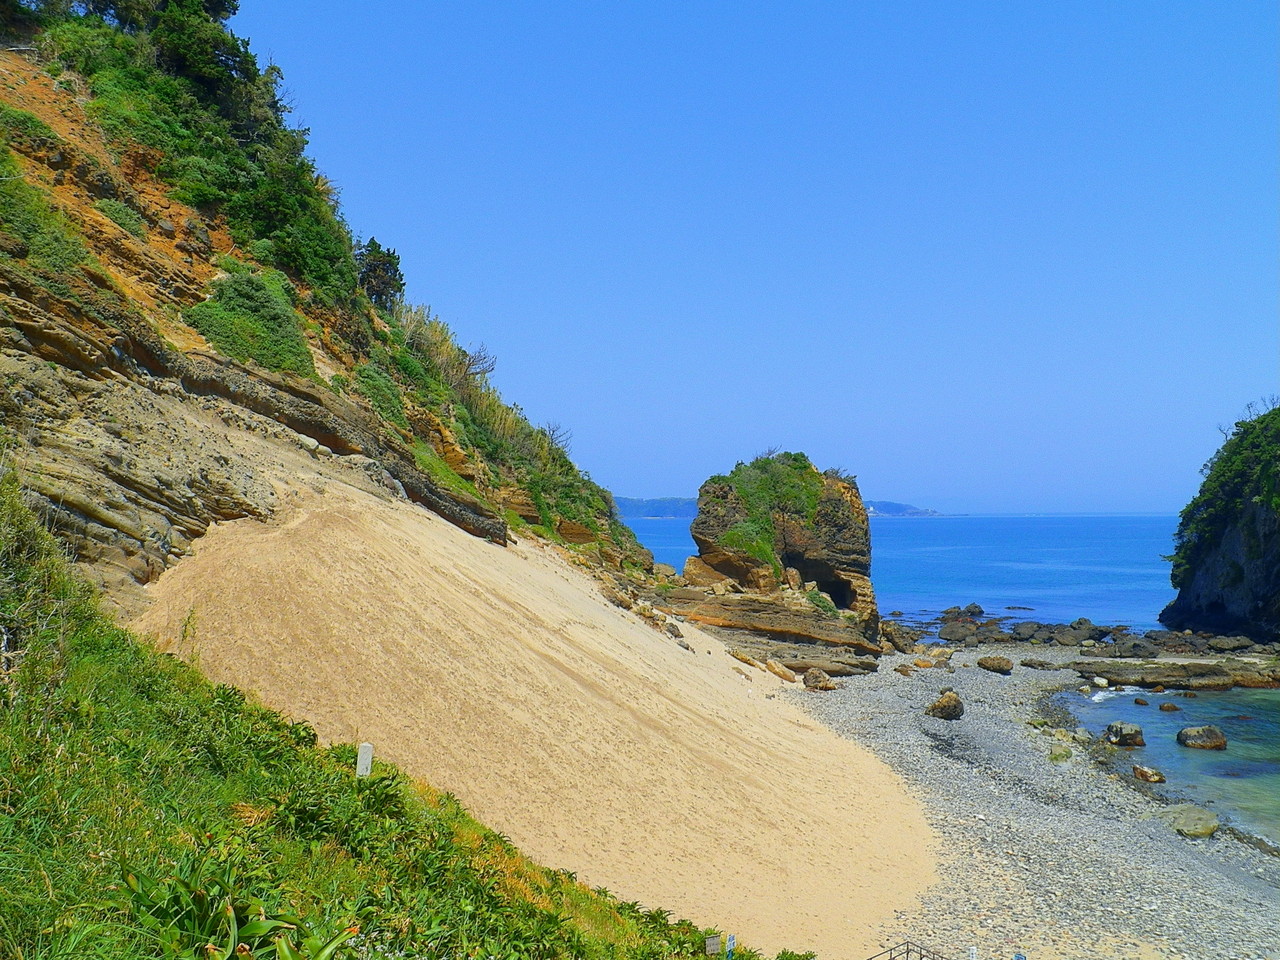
[0, 36, 645, 609]
[1161, 406, 1280, 638]
[657, 452, 881, 656]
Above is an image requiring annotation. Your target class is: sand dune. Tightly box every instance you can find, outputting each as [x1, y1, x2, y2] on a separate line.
[133, 478, 934, 959]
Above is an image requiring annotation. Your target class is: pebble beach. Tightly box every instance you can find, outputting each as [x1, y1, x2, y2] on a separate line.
[792, 643, 1280, 960]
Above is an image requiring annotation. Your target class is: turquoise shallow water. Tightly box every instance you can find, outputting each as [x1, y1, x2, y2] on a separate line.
[1063, 686, 1280, 843]
[625, 511, 1279, 842]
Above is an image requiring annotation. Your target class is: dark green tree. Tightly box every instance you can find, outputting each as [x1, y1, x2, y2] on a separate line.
[356, 237, 405, 309]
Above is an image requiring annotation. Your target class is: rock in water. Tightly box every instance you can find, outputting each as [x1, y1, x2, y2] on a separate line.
[1105, 722, 1145, 747]
[1176, 725, 1228, 750]
[976, 655, 1013, 675]
[925, 691, 964, 720]
[1133, 764, 1166, 783]
[1159, 702, 1182, 712]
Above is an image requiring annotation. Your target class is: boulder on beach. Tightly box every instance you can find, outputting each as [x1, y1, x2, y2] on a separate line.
[802, 667, 839, 691]
[1163, 804, 1220, 839]
[976, 655, 1013, 676]
[765, 659, 797, 683]
[1176, 725, 1227, 750]
[1105, 721, 1145, 747]
[925, 690, 964, 720]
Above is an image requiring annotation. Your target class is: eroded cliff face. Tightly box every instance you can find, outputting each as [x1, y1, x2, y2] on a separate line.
[1161, 407, 1280, 639]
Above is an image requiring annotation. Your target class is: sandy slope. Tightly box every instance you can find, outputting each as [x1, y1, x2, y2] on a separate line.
[133, 478, 934, 959]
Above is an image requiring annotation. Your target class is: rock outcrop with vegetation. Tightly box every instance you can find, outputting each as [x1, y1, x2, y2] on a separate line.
[0, 3, 646, 611]
[1161, 403, 1280, 638]
[656, 452, 881, 656]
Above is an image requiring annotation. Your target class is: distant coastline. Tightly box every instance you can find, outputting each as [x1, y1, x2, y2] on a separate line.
[616, 496, 941, 519]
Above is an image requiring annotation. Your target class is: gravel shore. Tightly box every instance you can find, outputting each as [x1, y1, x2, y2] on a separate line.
[790, 643, 1280, 960]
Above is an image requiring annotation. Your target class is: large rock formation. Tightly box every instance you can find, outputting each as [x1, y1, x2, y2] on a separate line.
[659, 452, 881, 655]
[1161, 406, 1280, 639]
[688, 452, 877, 626]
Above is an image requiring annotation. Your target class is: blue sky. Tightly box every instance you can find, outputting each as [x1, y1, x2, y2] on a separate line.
[232, 2, 1276, 513]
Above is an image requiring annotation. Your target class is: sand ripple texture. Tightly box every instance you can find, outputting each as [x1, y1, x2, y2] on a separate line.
[794, 644, 1280, 960]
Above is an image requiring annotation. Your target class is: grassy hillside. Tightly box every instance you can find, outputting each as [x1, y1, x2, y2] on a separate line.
[0, 1, 642, 564]
[0, 463, 774, 959]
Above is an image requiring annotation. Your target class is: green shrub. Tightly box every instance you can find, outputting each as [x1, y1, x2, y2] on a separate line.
[186, 270, 314, 375]
[806, 589, 838, 617]
[354, 363, 407, 428]
[707, 452, 825, 575]
[93, 197, 146, 237]
[0, 147, 88, 275]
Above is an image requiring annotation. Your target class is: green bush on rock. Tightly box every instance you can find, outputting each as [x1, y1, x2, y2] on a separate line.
[186, 268, 315, 375]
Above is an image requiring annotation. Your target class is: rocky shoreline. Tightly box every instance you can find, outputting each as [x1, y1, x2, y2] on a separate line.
[788, 641, 1280, 960]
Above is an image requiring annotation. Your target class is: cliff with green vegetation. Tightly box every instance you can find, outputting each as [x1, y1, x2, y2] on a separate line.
[0, 1, 646, 613]
[1161, 403, 1280, 638]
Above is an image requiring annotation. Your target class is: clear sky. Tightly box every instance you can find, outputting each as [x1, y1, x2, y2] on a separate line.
[231, 2, 1276, 514]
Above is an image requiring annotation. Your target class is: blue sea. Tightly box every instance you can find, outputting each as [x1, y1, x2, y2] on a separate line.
[629, 513, 1176, 628]
[626, 512, 1280, 842]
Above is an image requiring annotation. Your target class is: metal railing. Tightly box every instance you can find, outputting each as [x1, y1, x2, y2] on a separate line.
[863, 943, 957, 960]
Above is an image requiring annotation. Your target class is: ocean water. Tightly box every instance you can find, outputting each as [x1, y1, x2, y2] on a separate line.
[629, 513, 1176, 630]
[1064, 686, 1280, 843]
[626, 512, 1280, 840]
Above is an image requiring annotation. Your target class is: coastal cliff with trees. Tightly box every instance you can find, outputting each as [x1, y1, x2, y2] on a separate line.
[0, 0, 648, 616]
[1162, 402, 1280, 639]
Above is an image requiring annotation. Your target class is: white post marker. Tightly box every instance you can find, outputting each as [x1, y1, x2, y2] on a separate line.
[705, 936, 721, 956]
[969, 948, 977, 960]
[727, 934, 735, 960]
[356, 741, 374, 777]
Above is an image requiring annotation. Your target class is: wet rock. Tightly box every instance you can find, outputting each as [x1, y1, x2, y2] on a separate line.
[1105, 722, 1145, 747]
[938, 620, 977, 642]
[1134, 697, 1149, 706]
[1133, 764, 1166, 783]
[1176, 725, 1227, 750]
[1164, 804, 1220, 839]
[1159, 702, 1181, 712]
